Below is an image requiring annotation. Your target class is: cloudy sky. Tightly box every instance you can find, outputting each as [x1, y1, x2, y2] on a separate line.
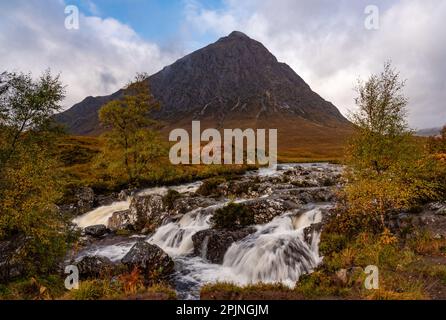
[1, 0, 445, 129]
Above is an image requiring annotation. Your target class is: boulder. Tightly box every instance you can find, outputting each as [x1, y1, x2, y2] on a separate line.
[108, 194, 171, 232]
[192, 228, 256, 264]
[129, 194, 168, 232]
[76, 187, 95, 214]
[108, 210, 133, 231]
[74, 256, 120, 278]
[244, 197, 300, 224]
[84, 225, 109, 238]
[170, 196, 217, 215]
[0, 235, 28, 283]
[121, 241, 174, 281]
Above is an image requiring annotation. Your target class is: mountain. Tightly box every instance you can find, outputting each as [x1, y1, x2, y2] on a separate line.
[416, 127, 442, 137]
[56, 31, 352, 158]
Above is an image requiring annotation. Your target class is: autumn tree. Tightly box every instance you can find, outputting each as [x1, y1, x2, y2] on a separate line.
[0, 70, 70, 277]
[338, 62, 439, 234]
[98, 73, 164, 185]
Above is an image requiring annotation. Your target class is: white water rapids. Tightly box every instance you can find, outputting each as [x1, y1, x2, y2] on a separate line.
[73, 164, 334, 299]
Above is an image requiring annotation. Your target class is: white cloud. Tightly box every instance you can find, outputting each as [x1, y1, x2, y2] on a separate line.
[183, 0, 446, 128]
[0, 0, 181, 109]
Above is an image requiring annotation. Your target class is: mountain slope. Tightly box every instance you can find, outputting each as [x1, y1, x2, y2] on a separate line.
[56, 31, 352, 157]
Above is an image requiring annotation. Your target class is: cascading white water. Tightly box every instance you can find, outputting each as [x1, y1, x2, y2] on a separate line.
[73, 163, 337, 299]
[73, 201, 129, 228]
[220, 207, 323, 286]
[72, 181, 202, 229]
[148, 207, 213, 256]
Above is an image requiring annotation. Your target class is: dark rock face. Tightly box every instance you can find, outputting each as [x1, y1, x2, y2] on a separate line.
[170, 196, 217, 216]
[129, 194, 167, 232]
[192, 228, 256, 264]
[244, 197, 301, 224]
[75, 256, 119, 278]
[108, 194, 169, 232]
[121, 241, 174, 281]
[0, 235, 27, 283]
[108, 210, 133, 231]
[55, 31, 350, 139]
[84, 225, 109, 238]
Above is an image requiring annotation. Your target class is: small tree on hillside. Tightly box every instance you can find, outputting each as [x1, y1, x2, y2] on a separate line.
[98, 73, 164, 185]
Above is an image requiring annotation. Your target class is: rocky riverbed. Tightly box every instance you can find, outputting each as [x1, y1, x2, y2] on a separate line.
[68, 163, 342, 299]
[65, 163, 446, 299]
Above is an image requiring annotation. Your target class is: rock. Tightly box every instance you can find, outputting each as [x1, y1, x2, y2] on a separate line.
[0, 235, 28, 283]
[170, 196, 217, 215]
[335, 269, 348, 285]
[192, 228, 256, 264]
[95, 193, 119, 207]
[129, 194, 168, 232]
[74, 256, 120, 278]
[244, 197, 300, 224]
[121, 241, 174, 281]
[118, 190, 130, 201]
[303, 222, 323, 246]
[108, 210, 133, 231]
[76, 187, 95, 214]
[428, 202, 446, 215]
[84, 225, 109, 238]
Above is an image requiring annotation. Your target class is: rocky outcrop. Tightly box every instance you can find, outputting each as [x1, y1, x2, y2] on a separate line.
[121, 242, 174, 281]
[108, 210, 133, 231]
[129, 194, 167, 232]
[84, 225, 109, 238]
[108, 194, 172, 233]
[169, 196, 217, 216]
[0, 235, 28, 283]
[74, 256, 121, 278]
[192, 228, 256, 264]
[244, 197, 301, 224]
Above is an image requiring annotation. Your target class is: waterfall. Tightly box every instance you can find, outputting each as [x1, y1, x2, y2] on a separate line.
[220, 207, 322, 286]
[148, 204, 222, 256]
[73, 201, 130, 228]
[72, 181, 201, 228]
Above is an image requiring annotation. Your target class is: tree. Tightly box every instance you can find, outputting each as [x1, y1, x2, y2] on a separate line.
[339, 62, 438, 234]
[348, 61, 411, 174]
[98, 73, 164, 185]
[0, 70, 69, 277]
[0, 70, 65, 168]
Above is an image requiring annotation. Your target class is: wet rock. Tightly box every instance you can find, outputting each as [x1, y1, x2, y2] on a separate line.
[0, 235, 28, 283]
[428, 202, 446, 215]
[170, 196, 217, 215]
[108, 210, 133, 231]
[192, 228, 256, 264]
[76, 187, 95, 214]
[244, 197, 301, 224]
[94, 193, 119, 208]
[121, 241, 174, 281]
[303, 222, 323, 246]
[130, 194, 166, 231]
[84, 225, 109, 238]
[74, 256, 120, 278]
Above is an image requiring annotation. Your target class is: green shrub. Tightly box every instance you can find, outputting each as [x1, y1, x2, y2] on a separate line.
[162, 189, 181, 210]
[211, 202, 255, 229]
[196, 177, 225, 196]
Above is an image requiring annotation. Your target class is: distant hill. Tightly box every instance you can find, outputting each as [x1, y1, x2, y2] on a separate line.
[55, 31, 353, 159]
[416, 127, 442, 137]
